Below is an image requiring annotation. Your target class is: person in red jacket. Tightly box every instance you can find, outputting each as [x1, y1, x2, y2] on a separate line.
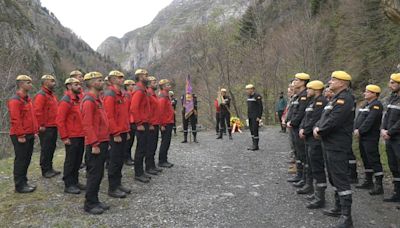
[34, 74, 60, 178]
[70, 70, 87, 170]
[103, 70, 131, 199]
[214, 97, 221, 135]
[56, 78, 86, 195]
[145, 76, 163, 175]
[158, 79, 175, 168]
[8, 75, 38, 193]
[81, 72, 110, 215]
[130, 69, 152, 183]
[123, 80, 136, 166]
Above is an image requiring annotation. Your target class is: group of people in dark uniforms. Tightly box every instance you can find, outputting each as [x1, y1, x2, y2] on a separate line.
[282, 71, 400, 228]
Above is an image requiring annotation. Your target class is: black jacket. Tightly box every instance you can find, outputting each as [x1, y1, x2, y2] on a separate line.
[290, 89, 310, 128]
[354, 99, 383, 140]
[317, 89, 354, 150]
[247, 93, 263, 119]
[300, 95, 327, 137]
[285, 96, 296, 123]
[220, 96, 231, 114]
[382, 93, 400, 139]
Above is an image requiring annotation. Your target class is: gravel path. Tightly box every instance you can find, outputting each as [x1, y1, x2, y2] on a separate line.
[1, 127, 399, 227]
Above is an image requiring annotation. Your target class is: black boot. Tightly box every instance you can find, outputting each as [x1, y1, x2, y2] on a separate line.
[253, 138, 259, 151]
[383, 182, 400, 202]
[297, 172, 313, 194]
[288, 169, 303, 183]
[348, 163, 358, 184]
[323, 192, 341, 217]
[307, 186, 326, 209]
[355, 172, 373, 189]
[216, 130, 223, 139]
[181, 133, 188, 143]
[369, 175, 384, 195]
[247, 138, 256, 150]
[193, 132, 198, 143]
[335, 195, 353, 228]
[228, 130, 233, 140]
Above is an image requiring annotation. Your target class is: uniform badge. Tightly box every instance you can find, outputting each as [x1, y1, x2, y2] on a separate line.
[373, 106, 380, 110]
[336, 99, 345, 105]
[301, 97, 307, 101]
[316, 102, 323, 106]
[257, 96, 261, 100]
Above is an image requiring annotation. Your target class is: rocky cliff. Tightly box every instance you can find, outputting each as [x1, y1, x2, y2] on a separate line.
[97, 0, 250, 71]
[0, 0, 117, 81]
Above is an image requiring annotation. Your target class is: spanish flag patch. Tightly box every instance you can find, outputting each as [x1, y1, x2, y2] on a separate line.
[301, 97, 307, 101]
[373, 106, 380, 110]
[336, 99, 345, 105]
[316, 102, 323, 106]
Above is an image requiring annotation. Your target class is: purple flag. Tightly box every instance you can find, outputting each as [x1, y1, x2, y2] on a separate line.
[184, 75, 194, 119]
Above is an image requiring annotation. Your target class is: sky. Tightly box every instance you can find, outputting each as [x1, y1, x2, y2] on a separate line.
[41, 0, 173, 50]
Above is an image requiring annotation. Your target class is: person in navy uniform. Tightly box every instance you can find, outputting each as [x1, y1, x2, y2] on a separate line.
[245, 84, 263, 151]
[298, 80, 328, 208]
[314, 71, 354, 228]
[381, 73, 400, 203]
[354, 85, 384, 195]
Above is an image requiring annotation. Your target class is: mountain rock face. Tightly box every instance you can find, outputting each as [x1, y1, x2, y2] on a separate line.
[97, 0, 250, 71]
[0, 0, 117, 81]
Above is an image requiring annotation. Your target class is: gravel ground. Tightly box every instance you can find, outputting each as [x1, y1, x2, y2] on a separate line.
[0, 126, 399, 227]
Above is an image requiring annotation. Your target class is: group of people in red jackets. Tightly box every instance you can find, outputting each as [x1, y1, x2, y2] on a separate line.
[7, 69, 175, 215]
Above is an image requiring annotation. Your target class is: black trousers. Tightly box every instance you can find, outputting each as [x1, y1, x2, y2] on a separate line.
[145, 125, 159, 170]
[215, 112, 220, 134]
[219, 112, 231, 135]
[173, 114, 177, 134]
[307, 137, 326, 185]
[134, 124, 149, 177]
[123, 124, 136, 161]
[323, 142, 351, 194]
[386, 139, 400, 182]
[249, 118, 259, 140]
[183, 114, 197, 133]
[63, 137, 84, 187]
[292, 127, 306, 165]
[108, 133, 127, 191]
[11, 134, 34, 189]
[85, 142, 108, 209]
[359, 138, 383, 175]
[39, 127, 58, 173]
[159, 124, 173, 163]
[277, 111, 285, 131]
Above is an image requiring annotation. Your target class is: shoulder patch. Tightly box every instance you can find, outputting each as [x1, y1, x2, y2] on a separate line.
[35, 90, 46, 97]
[300, 97, 307, 101]
[104, 90, 116, 97]
[9, 94, 20, 101]
[257, 96, 262, 100]
[82, 95, 95, 103]
[316, 101, 323, 106]
[336, 99, 345, 105]
[61, 95, 71, 103]
[373, 105, 380, 110]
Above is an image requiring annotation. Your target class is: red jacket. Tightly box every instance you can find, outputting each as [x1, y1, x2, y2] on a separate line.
[81, 92, 110, 146]
[214, 99, 220, 113]
[56, 90, 84, 140]
[129, 82, 150, 126]
[158, 90, 174, 126]
[103, 85, 130, 136]
[8, 91, 38, 137]
[147, 88, 160, 126]
[33, 86, 58, 127]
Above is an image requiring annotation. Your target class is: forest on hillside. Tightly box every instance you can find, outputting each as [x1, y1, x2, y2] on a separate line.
[150, 0, 400, 126]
